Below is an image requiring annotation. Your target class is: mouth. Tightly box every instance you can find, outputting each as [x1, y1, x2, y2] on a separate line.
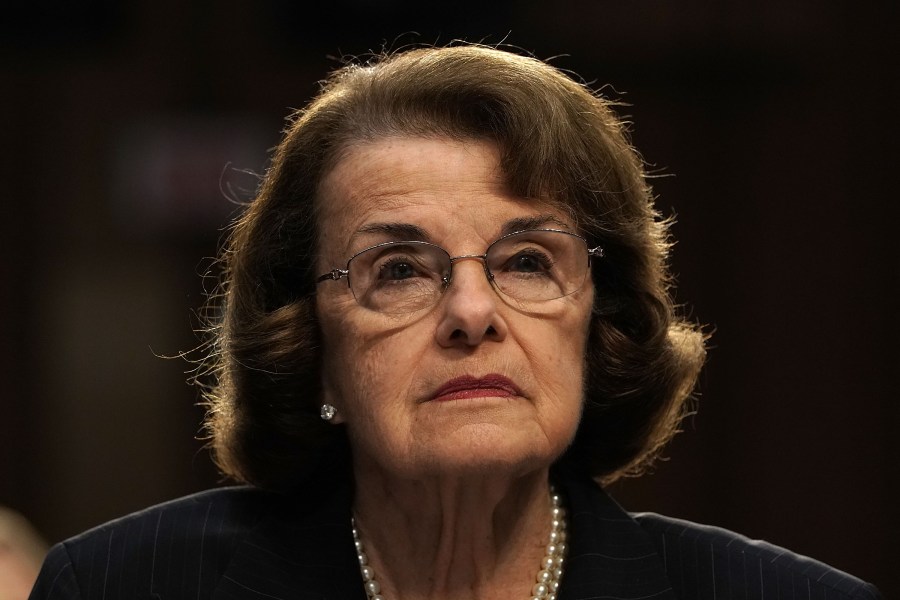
[430, 374, 522, 402]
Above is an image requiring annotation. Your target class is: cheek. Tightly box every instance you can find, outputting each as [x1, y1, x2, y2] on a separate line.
[319, 306, 375, 417]
[539, 311, 591, 381]
[526, 312, 592, 438]
[321, 317, 425, 417]
[542, 345, 586, 405]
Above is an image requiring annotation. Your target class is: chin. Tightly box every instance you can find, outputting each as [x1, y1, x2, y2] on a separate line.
[408, 427, 564, 479]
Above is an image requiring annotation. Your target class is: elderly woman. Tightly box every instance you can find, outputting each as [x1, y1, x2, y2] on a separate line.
[30, 45, 880, 600]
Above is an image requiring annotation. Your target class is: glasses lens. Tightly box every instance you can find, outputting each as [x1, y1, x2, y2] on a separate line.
[486, 230, 590, 302]
[348, 241, 451, 313]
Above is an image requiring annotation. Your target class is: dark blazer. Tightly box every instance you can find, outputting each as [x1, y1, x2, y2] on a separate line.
[29, 477, 881, 599]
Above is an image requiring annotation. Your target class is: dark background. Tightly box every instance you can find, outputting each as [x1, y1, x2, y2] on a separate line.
[1, 0, 896, 596]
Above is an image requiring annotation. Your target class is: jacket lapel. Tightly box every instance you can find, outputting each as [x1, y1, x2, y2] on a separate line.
[212, 483, 366, 600]
[560, 478, 678, 600]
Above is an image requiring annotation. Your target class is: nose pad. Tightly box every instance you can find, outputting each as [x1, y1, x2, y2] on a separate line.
[435, 260, 507, 347]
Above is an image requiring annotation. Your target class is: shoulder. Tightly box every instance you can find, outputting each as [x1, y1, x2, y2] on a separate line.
[632, 512, 883, 600]
[30, 487, 279, 599]
[61, 486, 275, 559]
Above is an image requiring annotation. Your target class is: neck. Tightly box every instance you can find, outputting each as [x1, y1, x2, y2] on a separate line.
[351, 466, 556, 600]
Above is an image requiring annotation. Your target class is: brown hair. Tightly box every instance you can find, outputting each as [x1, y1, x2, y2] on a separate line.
[201, 44, 706, 490]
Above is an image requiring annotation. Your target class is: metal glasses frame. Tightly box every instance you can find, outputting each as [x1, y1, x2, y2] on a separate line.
[315, 228, 604, 304]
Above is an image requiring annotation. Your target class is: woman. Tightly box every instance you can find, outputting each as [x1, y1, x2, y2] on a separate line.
[30, 45, 880, 600]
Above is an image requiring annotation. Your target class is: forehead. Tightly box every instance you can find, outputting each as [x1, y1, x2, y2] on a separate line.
[316, 137, 571, 255]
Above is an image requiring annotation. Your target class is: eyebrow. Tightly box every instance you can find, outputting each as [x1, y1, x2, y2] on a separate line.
[353, 213, 571, 245]
[500, 214, 571, 236]
[355, 222, 431, 242]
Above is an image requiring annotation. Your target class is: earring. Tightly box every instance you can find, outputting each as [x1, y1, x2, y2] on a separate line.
[320, 404, 337, 421]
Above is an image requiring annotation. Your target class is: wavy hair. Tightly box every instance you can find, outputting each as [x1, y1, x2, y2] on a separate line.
[201, 44, 706, 490]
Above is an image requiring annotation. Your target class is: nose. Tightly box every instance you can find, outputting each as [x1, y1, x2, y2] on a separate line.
[434, 259, 508, 347]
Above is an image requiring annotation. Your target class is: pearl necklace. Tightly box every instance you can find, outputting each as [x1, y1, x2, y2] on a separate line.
[352, 491, 568, 600]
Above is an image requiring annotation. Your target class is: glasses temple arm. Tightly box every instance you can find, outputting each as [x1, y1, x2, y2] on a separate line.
[316, 269, 349, 283]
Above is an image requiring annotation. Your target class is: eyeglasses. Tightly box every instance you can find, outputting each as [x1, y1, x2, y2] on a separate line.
[316, 228, 603, 314]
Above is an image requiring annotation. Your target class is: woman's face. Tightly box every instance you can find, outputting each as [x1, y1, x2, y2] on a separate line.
[315, 137, 594, 480]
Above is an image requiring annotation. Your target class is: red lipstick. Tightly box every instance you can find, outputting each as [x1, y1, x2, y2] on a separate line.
[431, 374, 521, 402]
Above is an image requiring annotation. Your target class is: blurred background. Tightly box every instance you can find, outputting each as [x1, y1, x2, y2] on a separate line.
[1, 0, 896, 596]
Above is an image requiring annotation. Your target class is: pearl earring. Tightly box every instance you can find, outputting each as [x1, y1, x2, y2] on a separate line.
[320, 404, 337, 421]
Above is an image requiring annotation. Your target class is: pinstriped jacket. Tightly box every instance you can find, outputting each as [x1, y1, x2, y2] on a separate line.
[29, 477, 882, 599]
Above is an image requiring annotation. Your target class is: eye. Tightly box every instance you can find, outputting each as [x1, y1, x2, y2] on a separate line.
[377, 256, 424, 281]
[504, 249, 554, 274]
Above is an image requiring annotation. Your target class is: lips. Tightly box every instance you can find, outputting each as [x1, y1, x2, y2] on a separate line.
[430, 374, 521, 402]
